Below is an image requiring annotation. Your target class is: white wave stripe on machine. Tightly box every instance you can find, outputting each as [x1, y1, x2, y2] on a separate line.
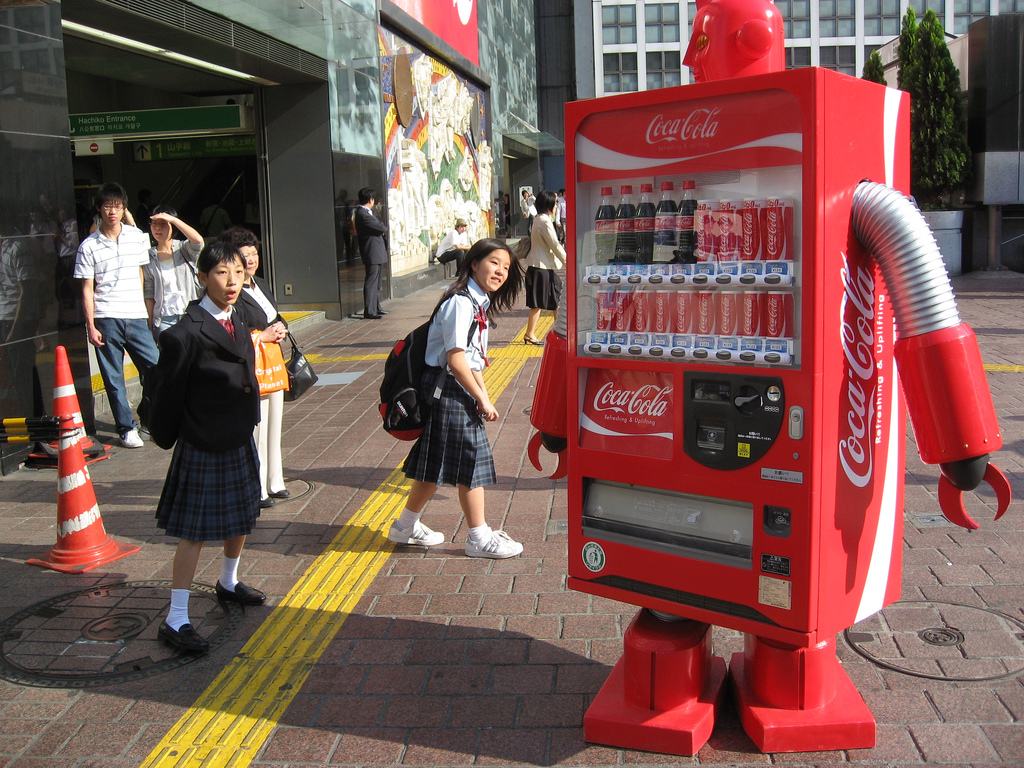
[855, 373, 901, 622]
[883, 87, 902, 188]
[580, 412, 672, 441]
[576, 132, 803, 171]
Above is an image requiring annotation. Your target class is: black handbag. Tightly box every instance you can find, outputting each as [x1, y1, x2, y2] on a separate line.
[283, 332, 318, 402]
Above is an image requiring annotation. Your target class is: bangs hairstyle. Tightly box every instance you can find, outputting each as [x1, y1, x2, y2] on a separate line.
[151, 205, 178, 218]
[196, 240, 244, 273]
[95, 182, 127, 210]
[219, 226, 260, 251]
[440, 238, 523, 323]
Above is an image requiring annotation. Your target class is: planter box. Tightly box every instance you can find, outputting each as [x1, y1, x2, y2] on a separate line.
[922, 210, 963, 276]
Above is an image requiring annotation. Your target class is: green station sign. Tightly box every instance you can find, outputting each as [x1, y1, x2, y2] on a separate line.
[69, 105, 246, 138]
[133, 135, 257, 162]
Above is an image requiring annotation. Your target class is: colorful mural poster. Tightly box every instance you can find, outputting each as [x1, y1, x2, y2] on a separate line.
[380, 31, 492, 277]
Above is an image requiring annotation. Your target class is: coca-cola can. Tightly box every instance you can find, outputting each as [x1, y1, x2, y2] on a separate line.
[762, 291, 793, 338]
[651, 290, 673, 334]
[630, 290, 651, 332]
[739, 291, 761, 336]
[760, 197, 794, 261]
[694, 291, 716, 335]
[612, 291, 631, 332]
[673, 291, 693, 333]
[715, 200, 739, 259]
[739, 199, 761, 260]
[596, 290, 616, 331]
[694, 200, 716, 262]
[716, 291, 739, 336]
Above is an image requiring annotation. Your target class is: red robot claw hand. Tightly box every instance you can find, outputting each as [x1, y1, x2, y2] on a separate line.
[527, 328, 569, 480]
[528, 431, 568, 480]
[937, 462, 1012, 531]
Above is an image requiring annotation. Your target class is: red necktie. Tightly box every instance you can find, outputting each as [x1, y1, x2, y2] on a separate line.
[475, 306, 490, 367]
[219, 318, 234, 339]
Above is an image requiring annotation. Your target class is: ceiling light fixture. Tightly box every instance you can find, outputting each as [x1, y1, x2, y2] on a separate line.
[61, 20, 279, 86]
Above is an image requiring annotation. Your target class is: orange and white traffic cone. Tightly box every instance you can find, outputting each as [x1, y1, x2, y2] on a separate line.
[26, 345, 109, 467]
[26, 346, 139, 573]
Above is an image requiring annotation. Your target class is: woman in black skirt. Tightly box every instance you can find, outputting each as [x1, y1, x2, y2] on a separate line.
[523, 190, 566, 345]
[147, 240, 265, 654]
[388, 238, 526, 559]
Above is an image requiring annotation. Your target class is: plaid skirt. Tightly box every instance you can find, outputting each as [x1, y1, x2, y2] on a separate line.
[525, 266, 562, 311]
[403, 373, 496, 489]
[156, 437, 261, 541]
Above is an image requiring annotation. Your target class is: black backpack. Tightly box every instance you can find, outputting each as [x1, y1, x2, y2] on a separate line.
[379, 290, 478, 440]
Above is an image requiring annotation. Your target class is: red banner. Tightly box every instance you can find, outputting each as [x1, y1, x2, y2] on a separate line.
[390, 0, 479, 66]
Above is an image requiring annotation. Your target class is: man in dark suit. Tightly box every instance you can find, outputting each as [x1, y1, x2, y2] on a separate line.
[353, 187, 388, 319]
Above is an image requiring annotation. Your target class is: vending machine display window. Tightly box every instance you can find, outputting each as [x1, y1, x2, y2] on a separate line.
[574, 91, 802, 368]
[583, 479, 754, 567]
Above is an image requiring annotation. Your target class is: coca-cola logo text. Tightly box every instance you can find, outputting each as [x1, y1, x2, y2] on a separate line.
[593, 382, 671, 418]
[765, 208, 780, 256]
[645, 108, 720, 146]
[838, 252, 877, 488]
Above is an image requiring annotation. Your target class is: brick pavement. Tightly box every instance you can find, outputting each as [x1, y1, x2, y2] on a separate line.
[0, 271, 1020, 767]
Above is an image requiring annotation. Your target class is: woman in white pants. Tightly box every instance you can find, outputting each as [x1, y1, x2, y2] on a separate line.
[222, 227, 289, 508]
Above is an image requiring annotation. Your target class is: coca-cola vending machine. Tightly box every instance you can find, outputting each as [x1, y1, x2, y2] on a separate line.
[566, 68, 908, 753]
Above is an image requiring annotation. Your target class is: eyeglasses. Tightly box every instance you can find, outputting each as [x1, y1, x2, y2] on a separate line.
[100, 203, 125, 212]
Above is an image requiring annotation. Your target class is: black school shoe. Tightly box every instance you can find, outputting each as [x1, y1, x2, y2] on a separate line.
[259, 497, 275, 509]
[158, 621, 209, 654]
[269, 488, 290, 499]
[215, 581, 267, 606]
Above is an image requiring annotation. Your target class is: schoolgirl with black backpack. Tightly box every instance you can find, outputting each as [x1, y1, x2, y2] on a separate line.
[383, 238, 527, 559]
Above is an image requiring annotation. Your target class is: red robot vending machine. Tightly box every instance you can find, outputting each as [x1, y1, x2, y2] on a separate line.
[528, 60, 1013, 755]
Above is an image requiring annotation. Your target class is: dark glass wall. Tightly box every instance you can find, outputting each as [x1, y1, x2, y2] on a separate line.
[0, 1, 88, 473]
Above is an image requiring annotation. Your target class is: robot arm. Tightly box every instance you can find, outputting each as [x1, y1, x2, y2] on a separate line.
[852, 182, 1012, 529]
[527, 297, 569, 480]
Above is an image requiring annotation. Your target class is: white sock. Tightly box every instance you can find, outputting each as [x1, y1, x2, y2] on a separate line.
[220, 556, 240, 592]
[167, 589, 191, 631]
[468, 524, 492, 544]
[397, 507, 422, 530]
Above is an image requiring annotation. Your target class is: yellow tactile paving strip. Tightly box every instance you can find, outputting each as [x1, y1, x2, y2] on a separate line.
[140, 315, 551, 768]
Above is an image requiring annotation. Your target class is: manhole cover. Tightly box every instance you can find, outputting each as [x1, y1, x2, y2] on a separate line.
[919, 626, 965, 646]
[0, 580, 244, 688]
[844, 600, 1024, 682]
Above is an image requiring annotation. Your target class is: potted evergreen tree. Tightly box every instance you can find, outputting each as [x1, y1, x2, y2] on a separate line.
[897, 8, 969, 274]
[862, 50, 886, 85]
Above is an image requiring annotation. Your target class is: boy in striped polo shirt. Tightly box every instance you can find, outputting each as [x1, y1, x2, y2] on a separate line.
[74, 183, 160, 448]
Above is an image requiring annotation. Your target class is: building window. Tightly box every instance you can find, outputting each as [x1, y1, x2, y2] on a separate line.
[820, 45, 857, 75]
[1012, 0, 1024, 10]
[908, 0, 945, 26]
[774, 0, 811, 39]
[819, 0, 856, 37]
[604, 52, 638, 93]
[786, 46, 811, 70]
[863, 0, 901, 37]
[647, 50, 681, 89]
[953, 0, 989, 33]
[602, 4, 637, 45]
[645, 2, 680, 43]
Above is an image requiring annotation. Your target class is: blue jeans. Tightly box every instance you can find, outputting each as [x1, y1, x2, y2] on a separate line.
[93, 317, 160, 436]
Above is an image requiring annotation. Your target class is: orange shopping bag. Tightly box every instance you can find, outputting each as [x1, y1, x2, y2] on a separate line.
[254, 339, 290, 396]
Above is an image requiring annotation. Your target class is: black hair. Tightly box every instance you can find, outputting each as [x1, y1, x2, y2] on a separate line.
[535, 190, 557, 215]
[196, 240, 244, 273]
[358, 187, 376, 205]
[219, 226, 260, 251]
[439, 238, 523, 324]
[151, 205, 177, 218]
[558, 188, 565, 195]
[95, 183, 127, 211]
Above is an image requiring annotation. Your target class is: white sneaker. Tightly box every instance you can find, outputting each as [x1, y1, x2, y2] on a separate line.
[387, 520, 445, 547]
[120, 429, 144, 449]
[465, 530, 523, 559]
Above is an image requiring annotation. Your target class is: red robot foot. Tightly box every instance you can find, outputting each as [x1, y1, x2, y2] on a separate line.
[527, 431, 567, 479]
[937, 463, 1012, 530]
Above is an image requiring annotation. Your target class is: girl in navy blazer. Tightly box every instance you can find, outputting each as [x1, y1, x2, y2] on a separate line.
[148, 240, 266, 654]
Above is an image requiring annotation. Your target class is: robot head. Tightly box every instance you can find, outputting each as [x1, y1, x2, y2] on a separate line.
[683, 0, 785, 83]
